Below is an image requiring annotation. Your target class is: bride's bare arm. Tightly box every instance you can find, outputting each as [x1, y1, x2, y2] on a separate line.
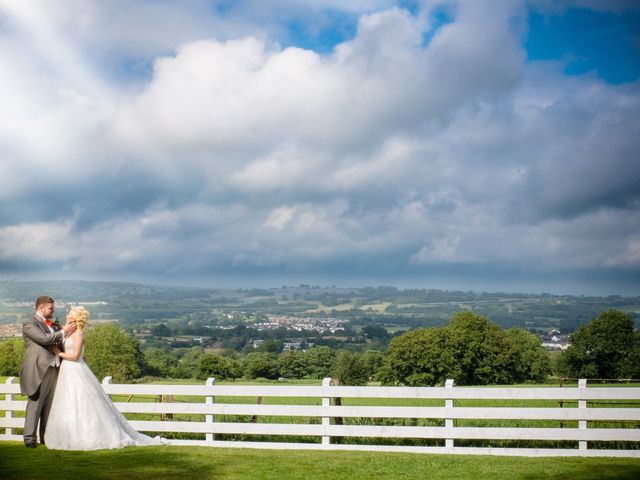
[58, 332, 84, 361]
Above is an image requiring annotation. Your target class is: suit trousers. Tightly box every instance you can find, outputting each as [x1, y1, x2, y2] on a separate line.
[23, 365, 59, 445]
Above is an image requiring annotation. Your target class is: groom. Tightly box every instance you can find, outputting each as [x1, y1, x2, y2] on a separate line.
[20, 295, 76, 448]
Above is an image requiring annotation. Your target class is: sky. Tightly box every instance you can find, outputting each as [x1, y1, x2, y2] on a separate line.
[0, 0, 639, 296]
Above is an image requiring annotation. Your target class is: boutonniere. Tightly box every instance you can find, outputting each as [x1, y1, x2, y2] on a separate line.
[53, 318, 62, 330]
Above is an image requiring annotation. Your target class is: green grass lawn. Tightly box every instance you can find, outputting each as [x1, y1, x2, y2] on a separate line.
[2, 378, 640, 478]
[1, 442, 639, 480]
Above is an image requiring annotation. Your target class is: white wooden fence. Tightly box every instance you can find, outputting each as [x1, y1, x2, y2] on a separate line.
[1, 377, 639, 457]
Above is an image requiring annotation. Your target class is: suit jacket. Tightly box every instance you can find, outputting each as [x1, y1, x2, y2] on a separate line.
[19, 315, 65, 397]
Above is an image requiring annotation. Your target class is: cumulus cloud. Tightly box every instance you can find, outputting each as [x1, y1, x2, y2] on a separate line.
[0, 0, 638, 292]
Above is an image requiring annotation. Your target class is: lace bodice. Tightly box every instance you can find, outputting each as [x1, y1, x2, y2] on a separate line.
[64, 334, 84, 359]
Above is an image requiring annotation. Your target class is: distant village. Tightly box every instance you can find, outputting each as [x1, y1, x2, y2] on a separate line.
[0, 305, 570, 351]
[254, 314, 347, 333]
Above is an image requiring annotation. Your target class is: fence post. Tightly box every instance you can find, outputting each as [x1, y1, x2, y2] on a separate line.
[102, 376, 112, 400]
[578, 378, 587, 451]
[160, 394, 174, 421]
[445, 379, 455, 451]
[205, 377, 216, 443]
[322, 377, 331, 445]
[5, 377, 15, 436]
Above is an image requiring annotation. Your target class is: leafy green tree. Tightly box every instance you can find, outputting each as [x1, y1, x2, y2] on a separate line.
[84, 324, 145, 382]
[379, 312, 549, 386]
[0, 338, 24, 376]
[151, 323, 173, 337]
[446, 311, 519, 385]
[278, 350, 310, 379]
[378, 327, 455, 386]
[244, 352, 280, 379]
[305, 346, 337, 379]
[361, 349, 385, 381]
[143, 347, 178, 377]
[361, 325, 389, 341]
[173, 346, 205, 378]
[558, 310, 638, 379]
[332, 351, 369, 385]
[256, 339, 282, 353]
[504, 328, 551, 383]
[618, 331, 640, 379]
[196, 353, 240, 380]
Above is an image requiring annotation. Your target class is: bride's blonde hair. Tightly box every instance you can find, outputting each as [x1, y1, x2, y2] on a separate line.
[69, 305, 90, 330]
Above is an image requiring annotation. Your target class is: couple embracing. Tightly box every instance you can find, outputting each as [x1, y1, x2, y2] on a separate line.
[20, 295, 165, 450]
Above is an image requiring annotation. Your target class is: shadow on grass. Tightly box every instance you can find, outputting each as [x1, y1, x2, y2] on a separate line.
[520, 462, 640, 480]
[0, 442, 227, 480]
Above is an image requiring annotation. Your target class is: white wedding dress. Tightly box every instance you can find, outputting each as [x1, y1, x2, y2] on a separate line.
[45, 334, 166, 450]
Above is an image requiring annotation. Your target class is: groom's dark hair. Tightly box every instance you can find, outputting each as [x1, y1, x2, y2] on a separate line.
[35, 296, 55, 308]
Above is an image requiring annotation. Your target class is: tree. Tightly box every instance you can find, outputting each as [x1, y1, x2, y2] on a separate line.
[305, 346, 337, 378]
[379, 311, 549, 386]
[332, 351, 369, 385]
[446, 311, 519, 385]
[362, 325, 389, 341]
[361, 349, 385, 381]
[504, 328, 551, 383]
[278, 350, 310, 379]
[84, 324, 145, 382]
[244, 352, 280, 379]
[618, 331, 640, 379]
[558, 310, 638, 379]
[151, 323, 173, 337]
[0, 338, 24, 376]
[173, 346, 205, 379]
[143, 347, 178, 377]
[196, 353, 240, 380]
[256, 339, 282, 353]
[378, 326, 455, 386]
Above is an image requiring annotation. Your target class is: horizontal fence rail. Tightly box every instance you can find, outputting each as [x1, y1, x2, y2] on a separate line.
[1, 377, 639, 457]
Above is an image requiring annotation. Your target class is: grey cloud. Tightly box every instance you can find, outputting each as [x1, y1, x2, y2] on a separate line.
[513, 76, 640, 221]
[1, 0, 638, 293]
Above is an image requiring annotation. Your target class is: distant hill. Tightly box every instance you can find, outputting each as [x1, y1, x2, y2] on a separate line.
[1, 280, 638, 334]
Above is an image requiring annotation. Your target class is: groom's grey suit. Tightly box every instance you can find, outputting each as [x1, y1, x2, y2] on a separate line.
[20, 315, 65, 445]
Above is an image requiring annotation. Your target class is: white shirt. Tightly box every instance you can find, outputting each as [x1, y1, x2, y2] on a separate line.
[36, 312, 53, 332]
[35, 312, 63, 367]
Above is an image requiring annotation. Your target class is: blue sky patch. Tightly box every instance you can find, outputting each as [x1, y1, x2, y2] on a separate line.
[526, 7, 640, 84]
[284, 10, 358, 53]
[422, 6, 455, 47]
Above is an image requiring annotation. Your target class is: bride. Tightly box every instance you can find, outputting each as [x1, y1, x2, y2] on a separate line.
[45, 306, 166, 450]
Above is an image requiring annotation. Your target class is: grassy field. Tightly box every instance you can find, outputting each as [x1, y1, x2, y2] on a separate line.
[1, 441, 639, 480]
[2, 377, 640, 478]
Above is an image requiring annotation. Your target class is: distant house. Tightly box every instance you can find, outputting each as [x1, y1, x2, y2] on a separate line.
[252, 339, 264, 349]
[0, 323, 21, 338]
[540, 329, 571, 350]
[283, 342, 302, 351]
